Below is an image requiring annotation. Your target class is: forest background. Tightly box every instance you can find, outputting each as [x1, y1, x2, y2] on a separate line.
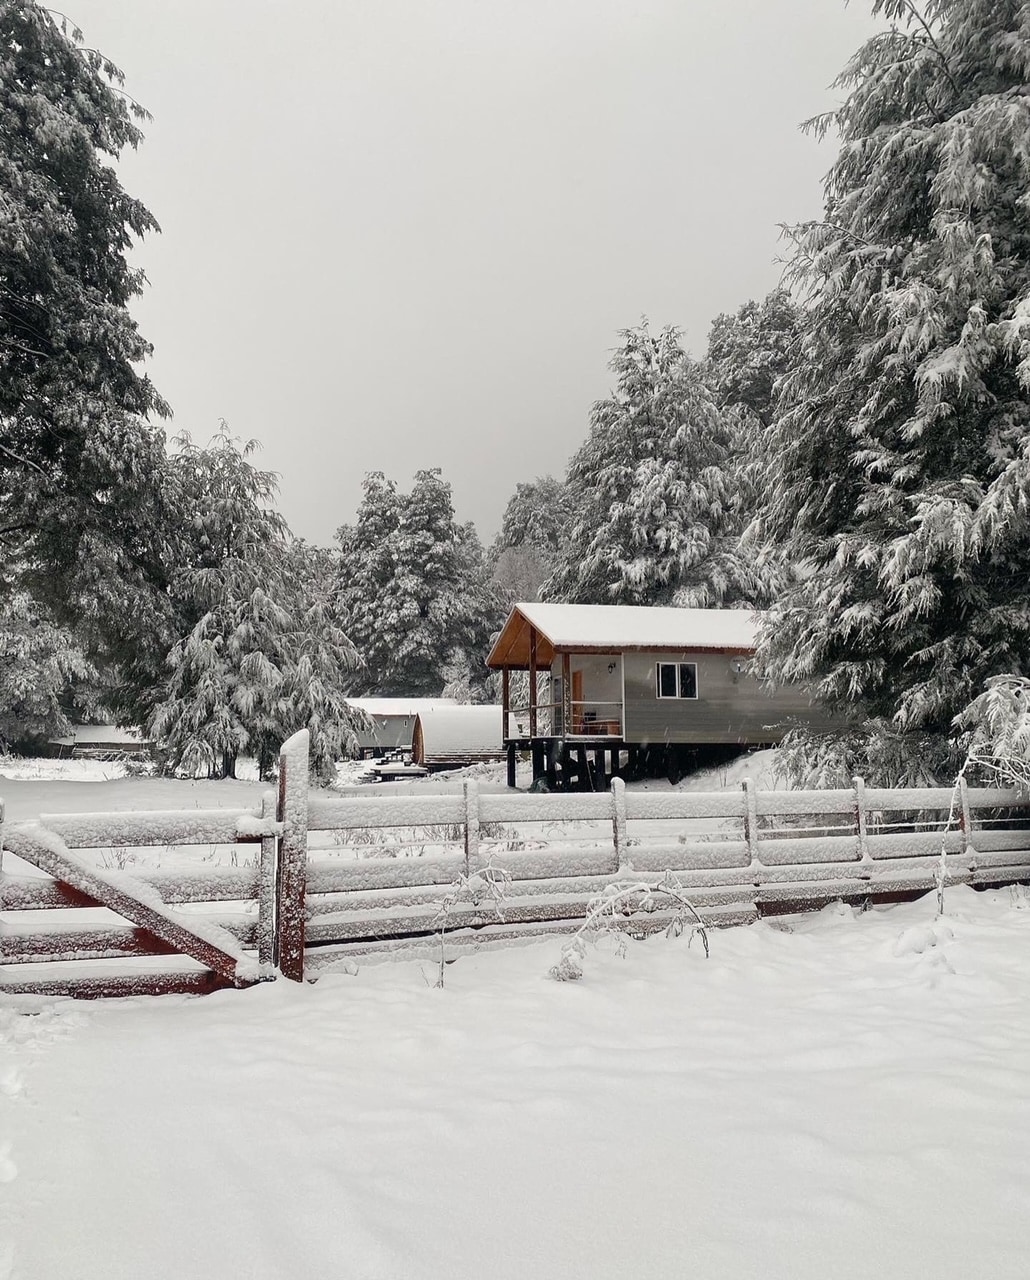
[2, 0, 1029, 787]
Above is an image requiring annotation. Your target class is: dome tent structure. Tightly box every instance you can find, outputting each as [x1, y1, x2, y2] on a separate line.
[412, 705, 504, 769]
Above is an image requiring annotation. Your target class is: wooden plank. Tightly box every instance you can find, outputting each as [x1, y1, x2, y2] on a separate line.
[308, 793, 464, 831]
[2, 824, 255, 987]
[37, 808, 272, 848]
[304, 866, 759, 919]
[0, 866, 260, 910]
[304, 903, 758, 967]
[305, 884, 757, 944]
[4, 916, 256, 964]
[478, 791, 613, 823]
[1, 968, 233, 999]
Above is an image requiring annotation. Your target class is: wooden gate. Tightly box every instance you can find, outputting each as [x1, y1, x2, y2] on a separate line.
[0, 796, 283, 999]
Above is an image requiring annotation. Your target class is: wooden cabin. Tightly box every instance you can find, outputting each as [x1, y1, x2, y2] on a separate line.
[486, 603, 834, 789]
[47, 724, 149, 761]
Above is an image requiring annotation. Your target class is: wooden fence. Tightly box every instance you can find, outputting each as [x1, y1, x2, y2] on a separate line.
[3, 729, 1030, 995]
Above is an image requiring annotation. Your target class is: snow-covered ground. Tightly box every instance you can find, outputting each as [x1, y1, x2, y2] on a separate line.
[2, 887, 1029, 1279]
[3, 757, 1030, 1279]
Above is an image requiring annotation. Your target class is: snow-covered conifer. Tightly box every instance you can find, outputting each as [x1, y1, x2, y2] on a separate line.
[0, 4, 172, 675]
[150, 432, 361, 780]
[0, 594, 92, 750]
[337, 470, 500, 697]
[756, 0, 1030, 779]
[544, 322, 763, 607]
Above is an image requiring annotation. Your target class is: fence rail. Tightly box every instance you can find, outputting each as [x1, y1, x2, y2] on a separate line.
[3, 729, 1030, 995]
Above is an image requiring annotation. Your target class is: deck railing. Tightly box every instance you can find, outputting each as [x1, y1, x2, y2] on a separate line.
[505, 700, 623, 738]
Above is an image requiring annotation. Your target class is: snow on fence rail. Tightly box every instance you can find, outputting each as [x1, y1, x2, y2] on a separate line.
[3, 727, 1030, 996]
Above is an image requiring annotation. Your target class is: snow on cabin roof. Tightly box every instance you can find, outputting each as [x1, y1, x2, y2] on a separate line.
[413, 705, 503, 759]
[344, 698, 458, 719]
[487, 603, 761, 668]
[48, 724, 146, 747]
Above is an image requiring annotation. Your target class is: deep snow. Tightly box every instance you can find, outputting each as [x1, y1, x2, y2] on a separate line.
[3, 888, 1030, 1279]
[3, 758, 1030, 1279]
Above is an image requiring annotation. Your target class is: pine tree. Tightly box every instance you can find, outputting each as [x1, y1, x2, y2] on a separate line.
[706, 290, 804, 601]
[0, 593, 92, 750]
[150, 432, 361, 780]
[337, 469, 500, 696]
[544, 322, 763, 607]
[707, 289, 802, 431]
[756, 0, 1030, 778]
[488, 476, 566, 605]
[0, 4, 172, 671]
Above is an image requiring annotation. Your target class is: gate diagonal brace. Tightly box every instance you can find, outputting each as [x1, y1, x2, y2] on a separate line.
[3, 822, 264, 987]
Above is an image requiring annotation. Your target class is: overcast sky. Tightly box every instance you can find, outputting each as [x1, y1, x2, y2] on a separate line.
[73, 0, 876, 547]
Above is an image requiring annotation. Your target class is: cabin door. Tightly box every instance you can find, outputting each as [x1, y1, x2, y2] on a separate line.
[572, 670, 584, 734]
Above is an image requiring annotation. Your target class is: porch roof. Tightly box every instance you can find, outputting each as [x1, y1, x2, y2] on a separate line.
[486, 603, 761, 669]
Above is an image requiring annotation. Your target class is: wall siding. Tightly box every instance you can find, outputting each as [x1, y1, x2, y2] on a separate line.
[622, 651, 836, 745]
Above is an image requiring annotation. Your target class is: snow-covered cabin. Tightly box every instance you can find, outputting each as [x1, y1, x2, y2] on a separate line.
[345, 698, 458, 758]
[47, 724, 149, 760]
[412, 705, 504, 769]
[486, 603, 834, 788]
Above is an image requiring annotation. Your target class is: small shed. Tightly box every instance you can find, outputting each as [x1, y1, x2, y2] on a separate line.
[412, 705, 504, 769]
[345, 698, 458, 758]
[486, 602, 834, 788]
[47, 725, 149, 760]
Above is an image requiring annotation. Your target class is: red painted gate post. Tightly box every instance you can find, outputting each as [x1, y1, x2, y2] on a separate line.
[275, 729, 310, 981]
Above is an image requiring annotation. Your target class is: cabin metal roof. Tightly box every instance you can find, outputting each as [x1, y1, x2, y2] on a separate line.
[414, 705, 503, 755]
[486, 603, 760, 669]
[345, 697, 457, 719]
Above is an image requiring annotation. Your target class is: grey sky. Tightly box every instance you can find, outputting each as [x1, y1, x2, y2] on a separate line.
[73, 0, 875, 547]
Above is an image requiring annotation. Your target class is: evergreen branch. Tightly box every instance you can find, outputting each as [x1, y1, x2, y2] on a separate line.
[1, 338, 50, 359]
[898, 0, 960, 101]
[39, 7, 152, 119]
[0, 441, 49, 479]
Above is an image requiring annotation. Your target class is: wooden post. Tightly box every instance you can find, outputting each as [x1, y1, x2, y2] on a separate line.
[256, 789, 277, 968]
[853, 775, 872, 904]
[464, 780, 481, 876]
[742, 777, 760, 916]
[576, 745, 591, 791]
[562, 652, 572, 737]
[531, 740, 545, 785]
[506, 742, 517, 790]
[957, 774, 974, 877]
[853, 775, 869, 860]
[742, 777, 759, 865]
[529, 627, 538, 739]
[611, 776, 629, 873]
[501, 666, 511, 740]
[275, 729, 310, 982]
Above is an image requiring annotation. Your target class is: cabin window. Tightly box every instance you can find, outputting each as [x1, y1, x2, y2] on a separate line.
[656, 661, 698, 700]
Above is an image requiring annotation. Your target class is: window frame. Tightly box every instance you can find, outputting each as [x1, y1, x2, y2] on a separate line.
[655, 660, 699, 700]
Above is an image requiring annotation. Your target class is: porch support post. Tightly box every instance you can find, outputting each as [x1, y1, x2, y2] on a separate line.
[501, 666, 511, 741]
[506, 742, 517, 789]
[529, 627, 538, 739]
[561, 652, 572, 738]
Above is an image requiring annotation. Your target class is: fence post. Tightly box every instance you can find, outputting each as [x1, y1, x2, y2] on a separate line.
[275, 729, 310, 982]
[742, 777, 759, 864]
[611, 776, 629, 873]
[957, 775, 975, 879]
[464, 780, 481, 877]
[742, 778, 760, 913]
[256, 789, 277, 969]
[853, 775, 872, 901]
